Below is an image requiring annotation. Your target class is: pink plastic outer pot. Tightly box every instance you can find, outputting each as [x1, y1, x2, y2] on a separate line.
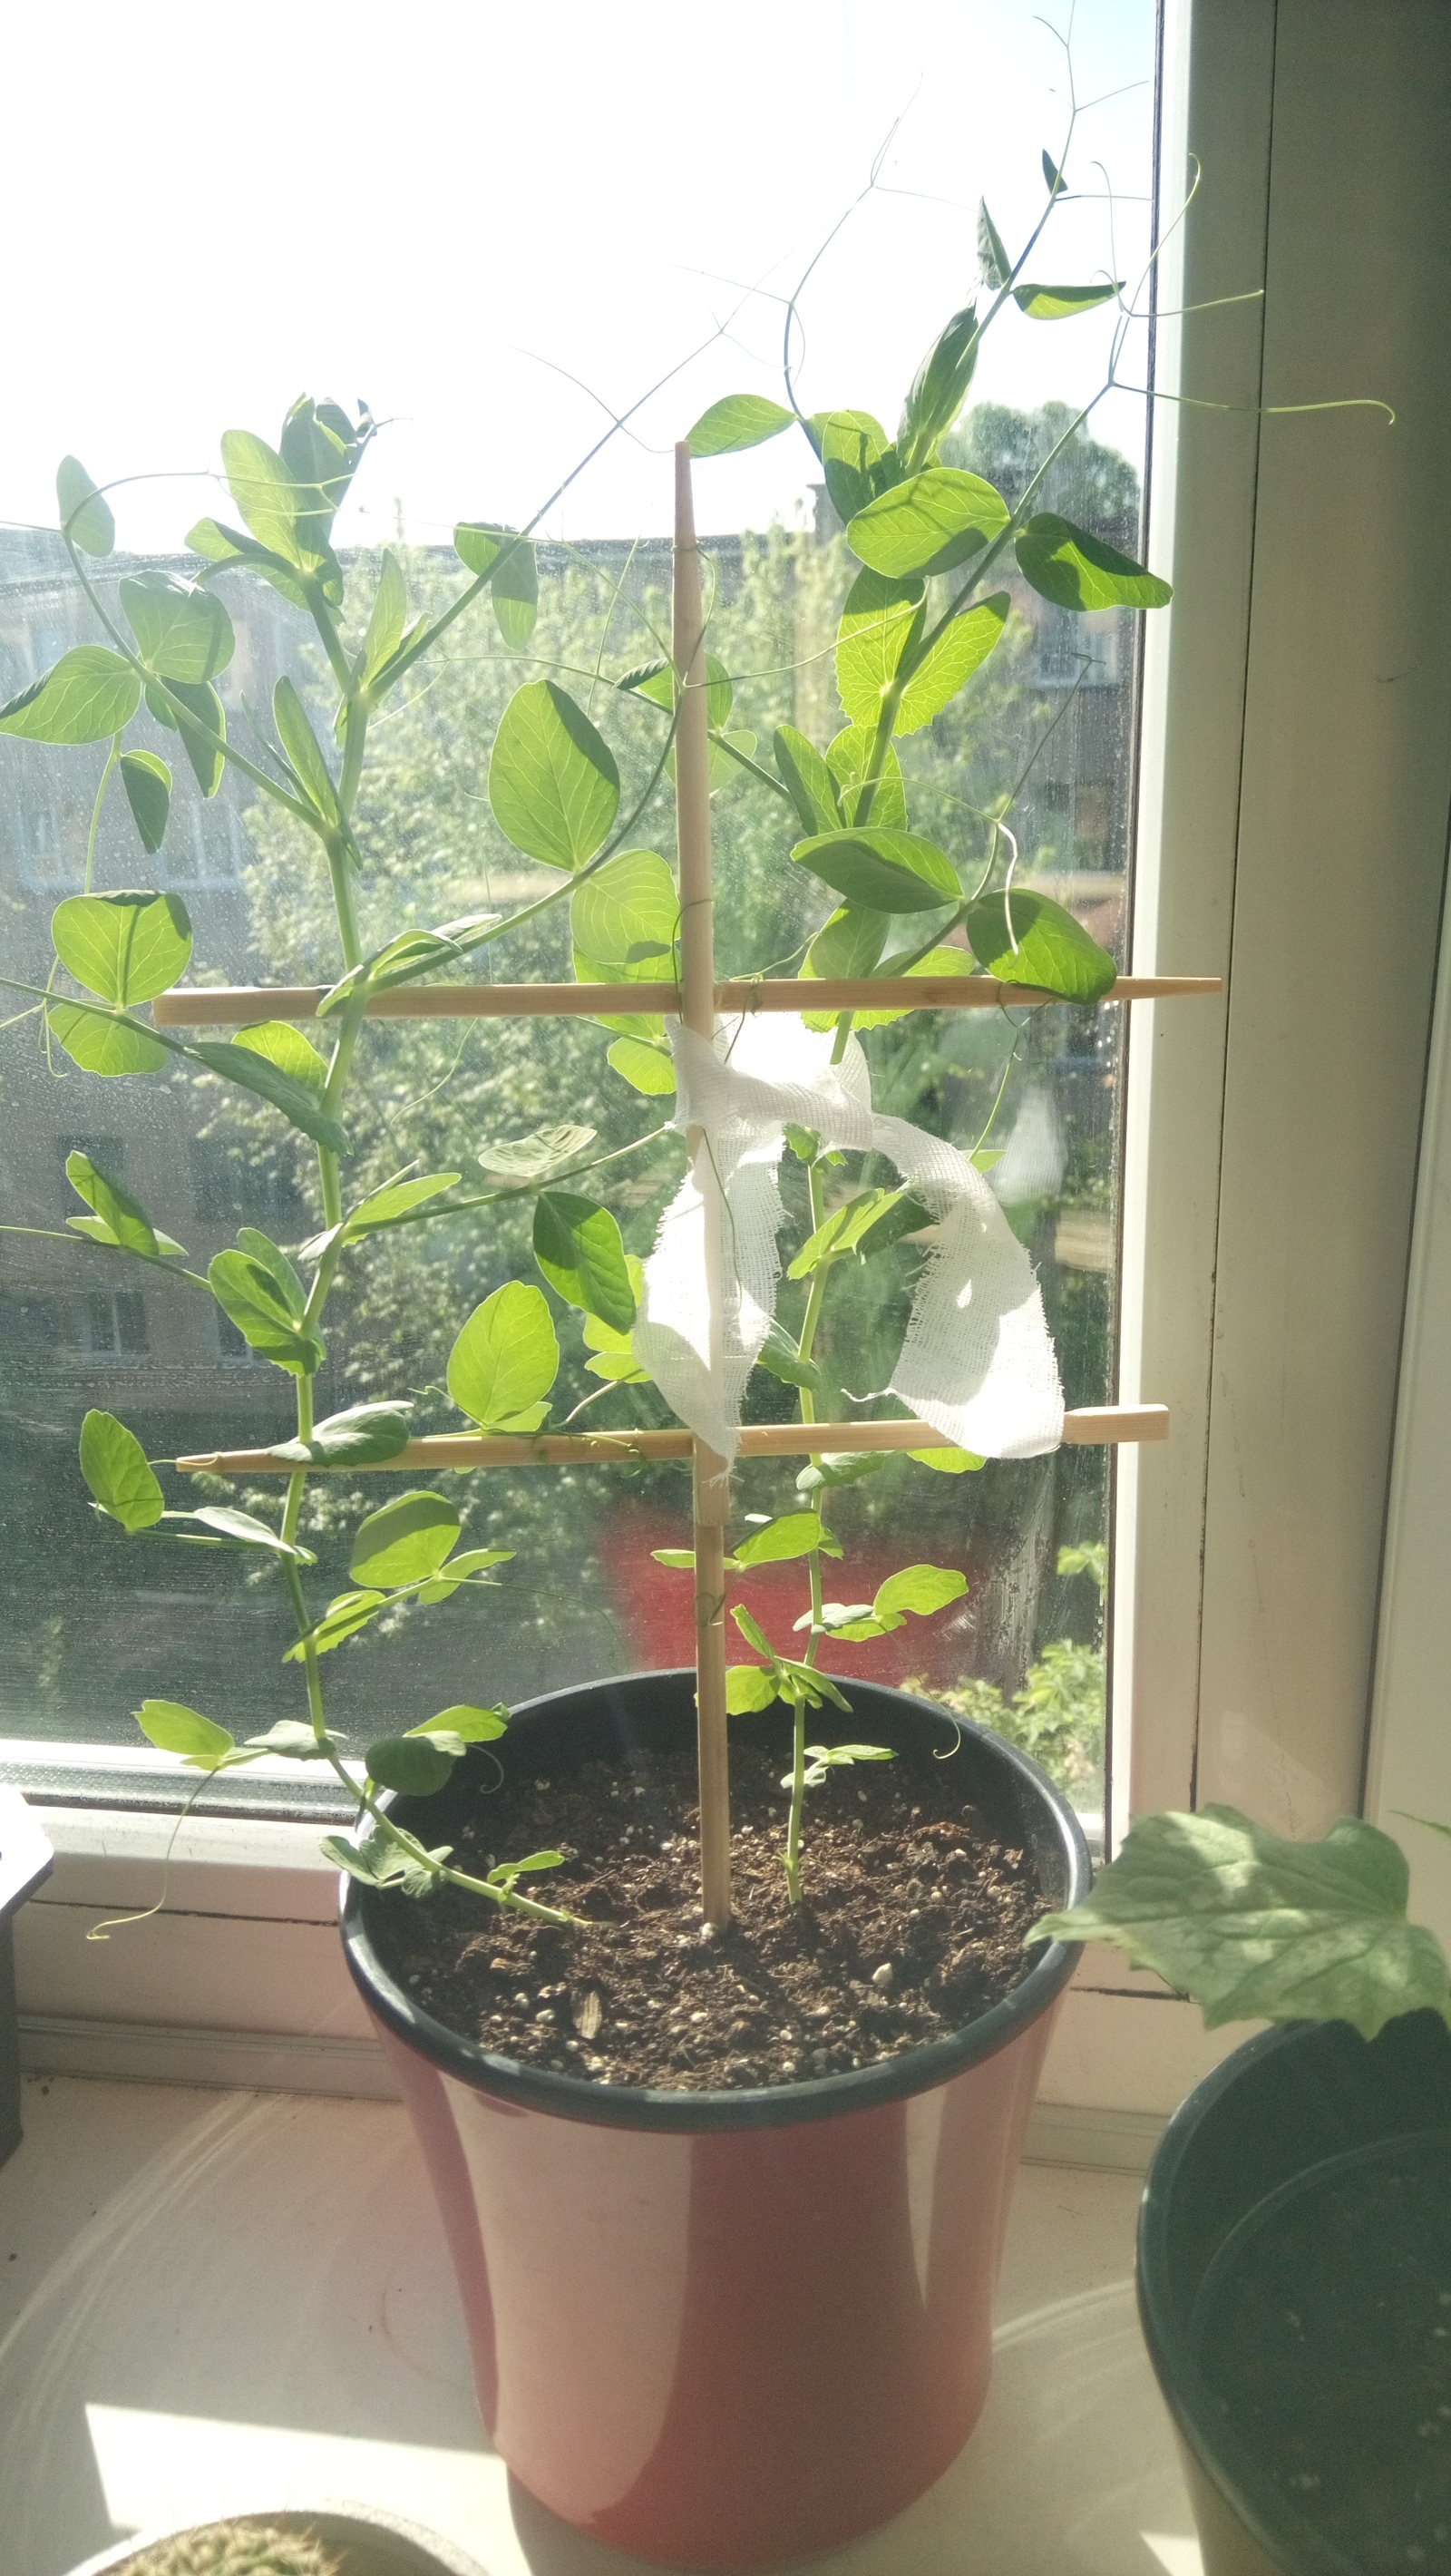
[342, 1672, 1089, 2572]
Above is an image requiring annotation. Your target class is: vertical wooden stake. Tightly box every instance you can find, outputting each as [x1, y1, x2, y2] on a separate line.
[674, 440, 732, 1932]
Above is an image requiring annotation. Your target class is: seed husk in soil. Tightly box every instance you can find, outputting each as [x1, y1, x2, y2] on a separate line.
[371, 1735, 1046, 2092]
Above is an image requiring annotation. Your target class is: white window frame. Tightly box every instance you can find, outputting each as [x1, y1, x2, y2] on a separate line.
[14, 0, 1451, 2161]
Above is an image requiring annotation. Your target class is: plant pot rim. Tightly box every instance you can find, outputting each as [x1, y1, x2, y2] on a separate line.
[60, 2500, 492, 2576]
[341, 1665, 1089, 2134]
[1137, 2017, 1392, 2576]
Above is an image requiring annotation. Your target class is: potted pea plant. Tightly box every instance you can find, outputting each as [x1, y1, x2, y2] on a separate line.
[4, 152, 1174, 2570]
[1035, 1798, 1451, 2576]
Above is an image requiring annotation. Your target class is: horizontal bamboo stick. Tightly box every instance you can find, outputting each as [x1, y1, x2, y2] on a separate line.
[152, 974, 1220, 1028]
[176, 1403, 1169, 1475]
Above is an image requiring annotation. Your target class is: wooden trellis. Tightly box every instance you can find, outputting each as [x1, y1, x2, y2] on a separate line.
[163, 445, 1218, 1929]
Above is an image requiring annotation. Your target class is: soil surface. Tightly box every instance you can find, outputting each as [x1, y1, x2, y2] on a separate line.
[373, 1738, 1045, 2091]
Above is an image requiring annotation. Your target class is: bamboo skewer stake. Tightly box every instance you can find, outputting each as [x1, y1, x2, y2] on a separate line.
[151, 973, 1222, 1027]
[675, 441, 733, 1933]
[175, 1403, 1171, 1477]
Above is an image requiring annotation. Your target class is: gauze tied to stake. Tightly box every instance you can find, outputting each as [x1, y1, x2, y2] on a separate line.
[633, 1014, 1065, 1468]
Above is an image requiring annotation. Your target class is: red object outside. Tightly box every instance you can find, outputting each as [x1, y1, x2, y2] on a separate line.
[374, 1996, 1061, 2570]
[594, 1499, 977, 1691]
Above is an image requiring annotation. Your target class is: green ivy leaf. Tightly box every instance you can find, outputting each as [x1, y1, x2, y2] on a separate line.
[895, 596, 1009, 735]
[52, 889, 192, 1006]
[835, 568, 924, 730]
[965, 888, 1116, 1001]
[687, 395, 796, 456]
[135, 1699, 237, 1771]
[453, 523, 539, 649]
[848, 467, 1008, 581]
[350, 1490, 461, 1589]
[56, 455, 114, 557]
[533, 1190, 635, 1332]
[119, 750, 172, 855]
[80, 1410, 164, 1532]
[0, 647, 141, 745]
[489, 679, 619, 872]
[792, 826, 959, 916]
[268, 1402, 413, 1466]
[447, 1281, 560, 1429]
[1015, 513, 1172, 611]
[1030, 1807, 1451, 2042]
[120, 571, 235, 683]
[367, 1734, 457, 1797]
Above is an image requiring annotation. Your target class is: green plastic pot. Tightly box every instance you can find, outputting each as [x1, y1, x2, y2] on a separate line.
[1137, 2008, 1451, 2576]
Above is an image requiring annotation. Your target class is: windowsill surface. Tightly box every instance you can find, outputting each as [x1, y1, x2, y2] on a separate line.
[0, 2073, 1203, 2576]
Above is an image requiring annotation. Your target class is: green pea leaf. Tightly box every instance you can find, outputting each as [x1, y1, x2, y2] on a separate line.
[447, 1280, 560, 1429]
[835, 568, 924, 730]
[120, 571, 235, 683]
[803, 902, 890, 983]
[752, 1328, 830, 1401]
[273, 677, 340, 822]
[350, 1490, 461, 1588]
[453, 523, 540, 649]
[808, 410, 892, 523]
[284, 1590, 387, 1661]
[269, 1402, 414, 1467]
[772, 726, 840, 835]
[46, 1003, 170, 1077]
[415, 1544, 511, 1606]
[317, 912, 502, 1015]
[823, 726, 907, 828]
[135, 1699, 237, 1771]
[367, 1734, 458, 1797]
[489, 679, 619, 872]
[797, 1742, 896, 1786]
[183, 1506, 316, 1562]
[232, 1020, 327, 1096]
[787, 1187, 931, 1277]
[687, 395, 796, 456]
[186, 515, 311, 612]
[343, 1172, 462, 1239]
[965, 887, 1116, 1000]
[533, 1190, 635, 1333]
[1012, 280, 1122, 320]
[80, 1409, 164, 1531]
[53, 890, 192, 1006]
[359, 549, 407, 684]
[56, 455, 114, 556]
[1030, 1807, 1451, 2042]
[898, 305, 982, 472]
[849, 467, 1008, 581]
[322, 1831, 395, 1887]
[847, 942, 976, 1031]
[220, 429, 305, 567]
[0, 647, 141, 745]
[412, 1704, 508, 1744]
[792, 826, 959, 915]
[477, 1124, 596, 1184]
[607, 1036, 676, 1096]
[119, 750, 172, 856]
[571, 850, 678, 981]
[209, 1237, 325, 1377]
[191, 1040, 348, 1152]
[726, 1664, 780, 1713]
[910, 1444, 985, 1473]
[895, 596, 1010, 735]
[66, 1150, 183, 1258]
[163, 678, 228, 798]
[977, 201, 1011, 290]
[735, 1512, 842, 1567]
[872, 1563, 968, 1621]
[1015, 513, 1172, 611]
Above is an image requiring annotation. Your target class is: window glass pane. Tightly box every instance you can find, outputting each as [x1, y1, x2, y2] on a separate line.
[0, 4, 1156, 1827]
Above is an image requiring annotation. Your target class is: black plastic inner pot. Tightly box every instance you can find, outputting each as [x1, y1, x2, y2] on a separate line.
[341, 1667, 1090, 2132]
[1137, 2009, 1451, 2576]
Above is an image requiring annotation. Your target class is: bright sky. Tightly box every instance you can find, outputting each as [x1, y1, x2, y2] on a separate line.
[4, 0, 1155, 555]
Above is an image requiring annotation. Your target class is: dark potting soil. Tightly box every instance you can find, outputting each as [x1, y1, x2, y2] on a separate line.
[371, 1737, 1044, 2091]
[1190, 2131, 1451, 2571]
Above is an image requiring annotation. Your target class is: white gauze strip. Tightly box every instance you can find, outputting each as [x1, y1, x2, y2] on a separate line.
[633, 1014, 1064, 1465]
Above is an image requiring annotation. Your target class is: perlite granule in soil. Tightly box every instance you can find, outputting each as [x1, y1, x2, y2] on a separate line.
[373, 1737, 1044, 2091]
